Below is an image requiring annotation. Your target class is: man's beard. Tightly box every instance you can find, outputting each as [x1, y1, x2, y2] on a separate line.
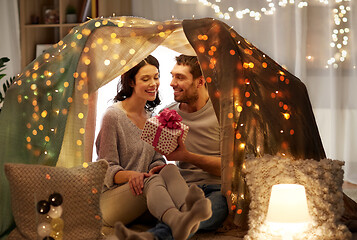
[175, 88, 199, 104]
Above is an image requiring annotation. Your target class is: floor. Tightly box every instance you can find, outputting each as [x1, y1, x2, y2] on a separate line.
[343, 182, 357, 240]
[344, 181, 357, 201]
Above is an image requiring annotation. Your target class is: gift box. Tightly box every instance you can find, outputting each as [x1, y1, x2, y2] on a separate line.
[141, 108, 189, 155]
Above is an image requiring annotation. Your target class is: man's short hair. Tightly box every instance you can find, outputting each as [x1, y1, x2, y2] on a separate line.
[175, 55, 202, 79]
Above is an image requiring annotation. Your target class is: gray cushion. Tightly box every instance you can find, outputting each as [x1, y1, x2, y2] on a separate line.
[4, 160, 108, 240]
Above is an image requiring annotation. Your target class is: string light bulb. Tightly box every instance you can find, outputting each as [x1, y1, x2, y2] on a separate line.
[197, 0, 351, 68]
[198, 0, 309, 21]
[327, 0, 351, 68]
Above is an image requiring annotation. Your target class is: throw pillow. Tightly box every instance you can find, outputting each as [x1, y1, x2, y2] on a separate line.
[4, 160, 108, 240]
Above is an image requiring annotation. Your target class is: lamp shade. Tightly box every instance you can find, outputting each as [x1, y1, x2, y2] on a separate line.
[266, 184, 311, 224]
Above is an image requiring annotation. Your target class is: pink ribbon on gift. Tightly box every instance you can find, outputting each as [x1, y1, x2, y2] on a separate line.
[152, 108, 183, 148]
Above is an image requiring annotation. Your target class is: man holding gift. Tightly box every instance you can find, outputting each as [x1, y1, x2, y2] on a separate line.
[163, 54, 228, 233]
[116, 55, 228, 240]
[141, 108, 190, 156]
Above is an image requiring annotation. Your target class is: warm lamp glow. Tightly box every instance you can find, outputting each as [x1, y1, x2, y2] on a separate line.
[266, 184, 311, 240]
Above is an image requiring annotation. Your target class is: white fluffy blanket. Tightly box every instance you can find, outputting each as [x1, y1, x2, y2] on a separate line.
[243, 155, 351, 240]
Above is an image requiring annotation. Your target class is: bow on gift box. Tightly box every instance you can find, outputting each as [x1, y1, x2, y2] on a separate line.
[152, 109, 184, 149]
[157, 108, 182, 129]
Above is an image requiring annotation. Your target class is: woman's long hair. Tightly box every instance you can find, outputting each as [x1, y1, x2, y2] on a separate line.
[114, 55, 161, 112]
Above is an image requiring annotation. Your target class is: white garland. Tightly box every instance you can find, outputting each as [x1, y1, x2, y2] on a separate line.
[243, 155, 352, 240]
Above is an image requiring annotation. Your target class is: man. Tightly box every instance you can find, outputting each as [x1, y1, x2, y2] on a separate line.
[163, 54, 228, 231]
[116, 54, 228, 240]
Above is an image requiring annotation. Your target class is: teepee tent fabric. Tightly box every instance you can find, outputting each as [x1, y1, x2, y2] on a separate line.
[0, 17, 194, 237]
[0, 16, 325, 236]
[182, 18, 325, 227]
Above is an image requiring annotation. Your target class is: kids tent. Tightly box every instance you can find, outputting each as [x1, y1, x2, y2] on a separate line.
[0, 17, 326, 237]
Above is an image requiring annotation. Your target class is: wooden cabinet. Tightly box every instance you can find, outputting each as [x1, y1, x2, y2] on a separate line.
[19, 0, 132, 69]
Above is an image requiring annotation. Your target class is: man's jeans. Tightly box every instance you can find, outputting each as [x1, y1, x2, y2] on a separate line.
[148, 184, 228, 240]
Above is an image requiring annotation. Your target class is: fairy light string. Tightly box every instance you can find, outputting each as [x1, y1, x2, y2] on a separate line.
[13, 17, 181, 167]
[327, 0, 351, 68]
[185, 0, 352, 68]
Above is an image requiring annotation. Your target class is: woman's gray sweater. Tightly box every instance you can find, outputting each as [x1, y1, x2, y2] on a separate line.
[96, 105, 166, 191]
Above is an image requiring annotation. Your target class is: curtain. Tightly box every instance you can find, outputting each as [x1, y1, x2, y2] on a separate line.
[132, 0, 357, 184]
[0, 0, 21, 76]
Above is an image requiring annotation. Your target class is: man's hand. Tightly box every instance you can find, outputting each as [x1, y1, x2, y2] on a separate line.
[155, 136, 188, 162]
[154, 136, 221, 176]
[166, 136, 189, 162]
[128, 172, 146, 196]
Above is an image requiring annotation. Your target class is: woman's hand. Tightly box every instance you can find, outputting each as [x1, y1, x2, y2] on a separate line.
[128, 172, 146, 196]
[127, 165, 165, 195]
[145, 164, 166, 178]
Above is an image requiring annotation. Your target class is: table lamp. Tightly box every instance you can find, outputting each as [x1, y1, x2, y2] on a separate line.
[266, 184, 311, 240]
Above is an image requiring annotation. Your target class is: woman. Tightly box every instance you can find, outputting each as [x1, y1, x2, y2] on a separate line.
[96, 55, 211, 240]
